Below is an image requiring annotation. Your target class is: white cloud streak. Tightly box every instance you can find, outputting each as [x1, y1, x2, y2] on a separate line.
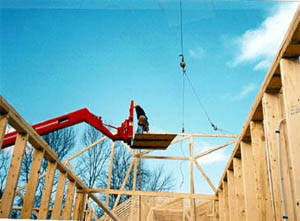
[233, 3, 299, 70]
[189, 47, 205, 59]
[222, 82, 258, 101]
[194, 141, 228, 165]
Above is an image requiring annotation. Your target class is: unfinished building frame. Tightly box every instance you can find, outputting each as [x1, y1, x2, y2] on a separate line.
[0, 5, 299, 221]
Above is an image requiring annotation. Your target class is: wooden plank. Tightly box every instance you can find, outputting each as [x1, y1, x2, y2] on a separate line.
[232, 157, 245, 221]
[88, 189, 217, 200]
[218, 190, 224, 221]
[194, 160, 216, 192]
[281, 58, 300, 220]
[0, 115, 8, 148]
[217, 7, 300, 191]
[250, 121, 274, 220]
[284, 44, 300, 58]
[263, 92, 295, 220]
[0, 133, 28, 218]
[189, 137, 195, 220]
[73, 191, 86, 220]
[133, 133, 177, 141]
[195, 139, 235, 160]
[142, 155, 189, 160]
[62, 180, 76, 220]
[65, 136, 107, 162]
[21, 149, 44, 218]
[222, 182, 229, 221]
[51, 172, 67, 219]
[240, 142, 259, 221]
[113, 158, 135, 210]
[131, 141, 173, 150]
[106, 142, 115, 206]
[227, 170, 238, 221]
[38, 161, 57, 219]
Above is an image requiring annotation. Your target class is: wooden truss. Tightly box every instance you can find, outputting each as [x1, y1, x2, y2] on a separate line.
[0, 94, 236, 220]
[0, 5, 299, 221]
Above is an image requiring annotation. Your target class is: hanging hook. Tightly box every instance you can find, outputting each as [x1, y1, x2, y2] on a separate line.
[179, 54, 186, 73]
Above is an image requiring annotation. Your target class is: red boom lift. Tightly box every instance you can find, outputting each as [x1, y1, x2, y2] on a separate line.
[3, 101, 176, 150]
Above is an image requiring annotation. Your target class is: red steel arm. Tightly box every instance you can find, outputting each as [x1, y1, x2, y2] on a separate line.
[3, 101, 134, 148]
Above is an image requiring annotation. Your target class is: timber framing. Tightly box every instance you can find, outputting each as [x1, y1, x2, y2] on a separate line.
[216, 5, 300, 221]
[0, 5, 299, 221]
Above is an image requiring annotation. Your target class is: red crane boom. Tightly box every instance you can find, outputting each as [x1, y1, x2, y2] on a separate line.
[3, 101, 134, 148]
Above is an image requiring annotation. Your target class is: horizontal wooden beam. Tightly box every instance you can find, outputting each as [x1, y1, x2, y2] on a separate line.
[86, 189, 217, 200]
[141, 155, 189, 160]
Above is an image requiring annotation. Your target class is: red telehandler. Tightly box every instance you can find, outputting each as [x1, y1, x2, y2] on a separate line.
[3, 101, 176, 150]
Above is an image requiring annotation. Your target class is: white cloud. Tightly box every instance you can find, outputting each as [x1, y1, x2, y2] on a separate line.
[189, 47, 205, 59]
[194, 141, 228, 165]
[237, 82, 258, 99]
[222, 82, 258, 101]
[233, 3, 299, 70]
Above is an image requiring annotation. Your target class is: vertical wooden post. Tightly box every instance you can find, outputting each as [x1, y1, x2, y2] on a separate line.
[0, 133, 28, 218]
[106, 142, 115, 207]
[263, 92, 295, 219]
[51, 172, 67, 219]
[218, 190, 224, 221]
[281, 58, 300, 219]
[214, 199, 219, 221]
[62, 180, 76, 220]
[73, 191, 86, 220]
[232, 157, 245, 221]
[189, 137, 195, 221]
[249, 121, 273, 220]
[21, 149, 44, 218]
[0, 115, 8, 148]
[222, 181, 229, 221]
[38, 161, 57, 219]
[227, 170, 237, 221]
[240, 141, 259, 221]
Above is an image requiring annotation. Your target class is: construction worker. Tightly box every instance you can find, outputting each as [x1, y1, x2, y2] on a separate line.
[134, 105, 149, 134]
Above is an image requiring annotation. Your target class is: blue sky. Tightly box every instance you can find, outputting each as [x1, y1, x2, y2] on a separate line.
[1, 1, 299, 194]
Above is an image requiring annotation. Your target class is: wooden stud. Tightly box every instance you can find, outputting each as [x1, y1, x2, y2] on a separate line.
[38, 161, 57, 219]
[222, 182, 229, 221]
[0, 115, 8, 148]
[240, 141, 259, 221]
[51, 172, 67, 219]
[106, 142, 115, 206]
[227, 170, 238, 221]
[218, 190, 224, 221]
[0, 133, 28, 218]
[189, 137, 195, 221]
[62, 180, 76, 220]
[21, 149, 44, 218]
[263, 92, 295, 219]
[73, 191, 86, 220]
[232, 157, 245, 221]
[281, 58, 300, 219]
[250, 121, 274, 220]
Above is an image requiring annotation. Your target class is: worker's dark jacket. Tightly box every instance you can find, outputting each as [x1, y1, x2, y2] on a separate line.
[135, 106, 146, 120]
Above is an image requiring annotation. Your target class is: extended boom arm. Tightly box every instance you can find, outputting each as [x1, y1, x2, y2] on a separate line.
[3, 101, 134, 148]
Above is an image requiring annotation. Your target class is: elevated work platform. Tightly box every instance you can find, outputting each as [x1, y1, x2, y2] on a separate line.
[131, 133, 177, 150]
